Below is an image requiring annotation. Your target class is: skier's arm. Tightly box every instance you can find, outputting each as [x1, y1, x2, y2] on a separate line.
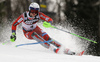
[10, 14, 24, 42]
[12, 14, 24, 33]
[39, 12, 53, 24]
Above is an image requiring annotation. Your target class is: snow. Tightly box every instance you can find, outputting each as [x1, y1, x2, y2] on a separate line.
[0, 22, 100, 62]
[0, 45, 100, 62]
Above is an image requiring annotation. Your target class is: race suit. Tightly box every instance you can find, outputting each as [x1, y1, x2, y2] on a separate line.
[12, 11, 61, 50]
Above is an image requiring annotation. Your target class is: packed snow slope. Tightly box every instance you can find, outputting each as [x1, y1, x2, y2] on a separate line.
[0, 45, 100, 62]
[0, 22, 100, 62]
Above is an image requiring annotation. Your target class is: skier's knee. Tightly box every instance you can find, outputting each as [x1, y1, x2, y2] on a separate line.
[31, 32, 37, 36]
[42, 33, 50, 41]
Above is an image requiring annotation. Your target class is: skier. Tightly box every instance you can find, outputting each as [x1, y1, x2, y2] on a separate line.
[10, 2, 76, 55]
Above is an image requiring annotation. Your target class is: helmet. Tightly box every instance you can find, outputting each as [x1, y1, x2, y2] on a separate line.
[29, 2, 40, 11]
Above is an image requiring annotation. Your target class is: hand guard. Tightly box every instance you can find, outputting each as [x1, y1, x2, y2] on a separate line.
[10, 32, 16, 42]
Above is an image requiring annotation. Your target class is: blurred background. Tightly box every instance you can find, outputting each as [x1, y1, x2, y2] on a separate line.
[0, 0, 100, 56]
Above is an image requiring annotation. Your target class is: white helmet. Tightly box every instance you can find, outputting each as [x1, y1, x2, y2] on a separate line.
[29, 2, 40, 11]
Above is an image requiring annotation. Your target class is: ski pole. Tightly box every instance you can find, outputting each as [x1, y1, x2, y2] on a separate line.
[2, 40, 11, 45]
[16, 40, 52, 47]
[43, 21, 97, 44]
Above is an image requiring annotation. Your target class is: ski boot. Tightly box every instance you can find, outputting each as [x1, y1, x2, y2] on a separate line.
[64, 48, 84, 56]
[64, 48, 75, 55]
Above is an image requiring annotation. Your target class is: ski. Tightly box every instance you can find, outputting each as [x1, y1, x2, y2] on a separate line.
[2, 40, 10, 45]
[76, 51, 84, 56]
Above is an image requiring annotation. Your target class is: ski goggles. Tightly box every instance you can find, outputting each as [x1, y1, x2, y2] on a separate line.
[30, 7, 39, 14]
[30, 7, 39, 10]
[30, 10, 38, 14]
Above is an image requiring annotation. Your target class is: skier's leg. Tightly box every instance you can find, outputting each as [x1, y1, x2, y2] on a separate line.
[31, 26, 74, 54]
[49, 39, 75, 55]
[49, 38, 75, 55]
[23, 28, 50, 48]
[32, 32, 61, 53]
[31, 32, 50, 48]
[23, 26, 75, 55]
[50, 38, 61, 48]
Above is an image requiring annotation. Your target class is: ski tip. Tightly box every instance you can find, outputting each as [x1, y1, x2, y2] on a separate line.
[78, 51, 84, 56]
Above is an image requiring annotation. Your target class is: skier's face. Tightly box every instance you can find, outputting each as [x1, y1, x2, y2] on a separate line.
[30, 10, 38, 17]
[30, 12, 37, 17]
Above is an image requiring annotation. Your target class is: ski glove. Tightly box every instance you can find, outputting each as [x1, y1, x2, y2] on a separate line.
[43, 21, 52, 28]
[10, 32, 16, 42]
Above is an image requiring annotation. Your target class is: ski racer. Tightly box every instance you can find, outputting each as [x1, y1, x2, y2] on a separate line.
[10, 2, 76, 55]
